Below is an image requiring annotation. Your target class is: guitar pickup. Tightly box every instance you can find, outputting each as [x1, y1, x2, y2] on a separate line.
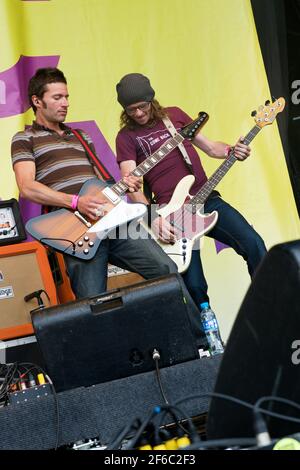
[102, 187, 121, 204]
[74, 211, 92, 228]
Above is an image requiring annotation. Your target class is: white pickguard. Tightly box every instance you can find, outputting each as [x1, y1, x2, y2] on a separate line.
[160, 237, 197, 272]
[87, 200, 147, 234]
[142, 175, 218, 273]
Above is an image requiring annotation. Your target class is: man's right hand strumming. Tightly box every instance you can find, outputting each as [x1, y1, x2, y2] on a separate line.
[77, 194, 109, 221]
[151, 216, 179, 244]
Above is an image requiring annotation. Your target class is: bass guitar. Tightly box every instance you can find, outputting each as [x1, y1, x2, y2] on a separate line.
[26, 111, 209, 260]
[142, 98, 285, 272]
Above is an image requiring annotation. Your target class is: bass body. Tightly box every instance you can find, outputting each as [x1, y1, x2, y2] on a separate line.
[142, 175, 218, 273]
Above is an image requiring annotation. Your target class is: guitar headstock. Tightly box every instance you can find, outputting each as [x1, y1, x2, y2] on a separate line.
[253, 97, 285, 128]
[180, 111, 209, 139]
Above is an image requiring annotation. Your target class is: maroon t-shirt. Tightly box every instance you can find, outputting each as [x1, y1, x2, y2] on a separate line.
[116, 107, 208, 205]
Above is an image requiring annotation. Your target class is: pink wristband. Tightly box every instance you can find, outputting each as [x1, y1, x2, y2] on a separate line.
[71, 194, 79, 210]
[225, 145, 232, 157]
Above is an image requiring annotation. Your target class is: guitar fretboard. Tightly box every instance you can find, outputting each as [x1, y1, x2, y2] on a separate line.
[111, 133, 184, 197]
[190, 125, 261, 208]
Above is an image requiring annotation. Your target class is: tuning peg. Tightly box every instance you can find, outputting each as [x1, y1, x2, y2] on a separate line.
[251, 110, 257, 117]
[265, 100, 270, 106]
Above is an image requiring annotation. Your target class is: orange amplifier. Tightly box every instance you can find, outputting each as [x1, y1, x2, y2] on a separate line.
[0, 241, 58, 340]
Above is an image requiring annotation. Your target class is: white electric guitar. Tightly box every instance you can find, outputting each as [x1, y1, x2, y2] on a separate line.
[142, 98, 285, 272]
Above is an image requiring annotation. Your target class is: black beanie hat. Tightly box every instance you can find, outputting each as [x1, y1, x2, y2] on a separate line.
[116, 73, 155, 108]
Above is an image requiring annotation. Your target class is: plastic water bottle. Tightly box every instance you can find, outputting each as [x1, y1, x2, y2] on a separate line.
[200, 302, 224, 356]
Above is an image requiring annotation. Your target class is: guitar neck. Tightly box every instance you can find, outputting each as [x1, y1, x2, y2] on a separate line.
[191, 124, 261, 206]
[110, 133, 185, 197]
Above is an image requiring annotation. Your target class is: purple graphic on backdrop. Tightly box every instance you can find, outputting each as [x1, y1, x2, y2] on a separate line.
[215, 240, 230, 253]
[19, 120, 120, 240]
[0, 55, 60, 118]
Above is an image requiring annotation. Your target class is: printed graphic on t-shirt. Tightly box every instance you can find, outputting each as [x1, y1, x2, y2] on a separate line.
[136, 128, 178, 157]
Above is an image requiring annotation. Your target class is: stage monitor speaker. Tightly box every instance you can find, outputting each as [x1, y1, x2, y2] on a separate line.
[32, 273, 200, 392]
[0, 241, 58, 340]
[207, 240, 300, 440]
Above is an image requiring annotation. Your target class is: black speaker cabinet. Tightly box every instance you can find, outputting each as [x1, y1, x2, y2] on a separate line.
[32, 274, 199, 392]
[207, 240, 300, 440]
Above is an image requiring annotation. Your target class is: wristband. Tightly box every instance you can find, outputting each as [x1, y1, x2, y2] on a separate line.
[71, 194, 79, 210]
[224, 145, 232, 157]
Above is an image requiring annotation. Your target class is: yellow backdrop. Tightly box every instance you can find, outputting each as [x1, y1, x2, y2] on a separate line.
[1, 0, 299, 339]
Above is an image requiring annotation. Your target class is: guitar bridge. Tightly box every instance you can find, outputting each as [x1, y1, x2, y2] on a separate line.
[74, 211, 92, 228]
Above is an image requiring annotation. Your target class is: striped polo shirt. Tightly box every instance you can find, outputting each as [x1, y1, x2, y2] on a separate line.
[11, 121, 97, 194]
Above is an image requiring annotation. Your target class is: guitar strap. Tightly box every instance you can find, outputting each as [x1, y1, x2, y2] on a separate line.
[72, 128, 115, 184]
[162, 116, 220, 201]
[144, 117, 196, 205]
[41, 128, 115, 215]
[162, 116, 194, 172]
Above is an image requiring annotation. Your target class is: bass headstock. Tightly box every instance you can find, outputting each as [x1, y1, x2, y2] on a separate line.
[252, 97, 285, 128]
[180, 111, 209, 139]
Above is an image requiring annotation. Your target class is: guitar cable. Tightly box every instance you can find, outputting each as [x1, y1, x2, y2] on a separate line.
[152, 349, 169, 405]
[152, 349, 191, 436]
[40, 237, 77, 254]
[24, 289, 50, 307]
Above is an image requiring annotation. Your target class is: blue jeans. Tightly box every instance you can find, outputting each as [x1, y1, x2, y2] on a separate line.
[64, 225, 178, 298]
[182, 195, 267, 307]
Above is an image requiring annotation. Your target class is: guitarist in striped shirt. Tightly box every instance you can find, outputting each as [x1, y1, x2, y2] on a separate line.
[11, 68, 178, 299]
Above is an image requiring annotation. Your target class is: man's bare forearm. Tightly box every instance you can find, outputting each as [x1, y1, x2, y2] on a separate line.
[19, 179, 73, 208]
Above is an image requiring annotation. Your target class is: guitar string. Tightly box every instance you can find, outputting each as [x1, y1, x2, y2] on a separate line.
[110, 113, 207, 196]
[167, 125, 262, 236]
[111, 134, 184, 196]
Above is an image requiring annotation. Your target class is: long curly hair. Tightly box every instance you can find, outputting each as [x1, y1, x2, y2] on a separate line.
[119, 99, 168, 130]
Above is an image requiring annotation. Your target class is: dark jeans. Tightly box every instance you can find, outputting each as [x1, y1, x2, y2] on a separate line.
[182, 196, 267, 308]
[64, 225, 177, 298]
